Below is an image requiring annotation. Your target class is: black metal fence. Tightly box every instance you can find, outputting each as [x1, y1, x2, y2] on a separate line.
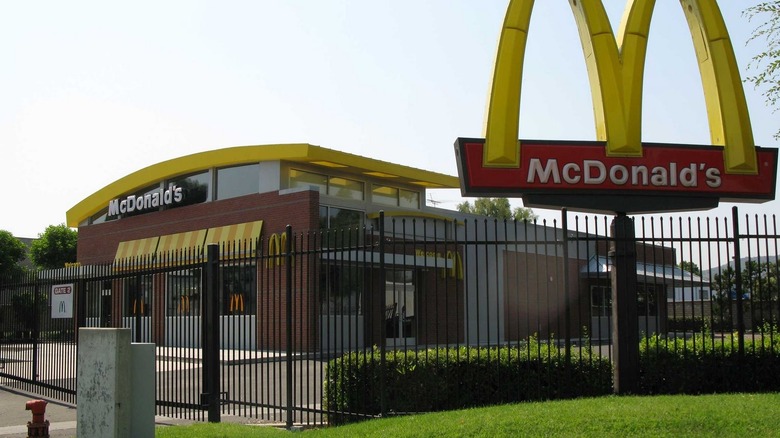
[1, 207, 779, 427]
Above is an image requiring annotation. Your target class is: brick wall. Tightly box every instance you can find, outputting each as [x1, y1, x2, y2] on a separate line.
[77, 189, 320, 264]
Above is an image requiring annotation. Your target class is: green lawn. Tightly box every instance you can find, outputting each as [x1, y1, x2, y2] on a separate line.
[156, 393, 780, 437]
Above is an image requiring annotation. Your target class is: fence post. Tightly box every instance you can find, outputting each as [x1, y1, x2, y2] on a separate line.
[134, 274, 142, 343]
[379, 211, 387, 417]
[76, 279, 87, 333]
[32, 282, 40, 383]
[732, 207, 745, 358]
[202, 243, 221, 422]
[562, 209, 571, 363]
[285, 225, 294, 429]
[610, 213, 639, 394]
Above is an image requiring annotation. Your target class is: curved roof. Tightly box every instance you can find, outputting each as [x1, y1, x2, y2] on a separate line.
[66, 143, 460, 227]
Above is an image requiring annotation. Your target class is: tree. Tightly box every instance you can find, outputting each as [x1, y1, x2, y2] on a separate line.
[744, 2, 780, 139]
[11, 290, 48, 338]
[711, 265, 738, 324]
[0, 230, 27, 277]
[710, 261, 779, 329]
[457, 197, 538, 221]
[29, 224, 77, 270]
[742, 260, 778, 302]
[678, 261, 701, 276]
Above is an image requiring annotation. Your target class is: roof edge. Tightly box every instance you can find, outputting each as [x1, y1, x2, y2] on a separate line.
[66, 144, 459, 227]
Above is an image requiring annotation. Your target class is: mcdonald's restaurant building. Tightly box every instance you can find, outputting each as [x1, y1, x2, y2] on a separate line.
[67, 144, 474, 350]
[67, 143, 685, 351]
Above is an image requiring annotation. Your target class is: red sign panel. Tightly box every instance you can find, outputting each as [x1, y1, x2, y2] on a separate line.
[456, 139, 778, 213]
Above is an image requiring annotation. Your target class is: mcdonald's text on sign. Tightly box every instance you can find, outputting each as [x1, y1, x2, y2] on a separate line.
[457, 139, 777, 212]
[456, 0, 778, 213]
[51, 284, 74, 319]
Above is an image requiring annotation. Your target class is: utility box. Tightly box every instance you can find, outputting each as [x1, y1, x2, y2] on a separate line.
[77, 328, 155, 438]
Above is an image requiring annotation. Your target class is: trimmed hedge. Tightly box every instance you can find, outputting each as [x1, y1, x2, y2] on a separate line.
[325, 331, 780, 424]
[324, 339, 613, 424]
[638, 332, 780, 394]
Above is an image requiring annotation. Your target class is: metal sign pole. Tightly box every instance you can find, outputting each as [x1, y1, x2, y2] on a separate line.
[610, 213, 639, 394]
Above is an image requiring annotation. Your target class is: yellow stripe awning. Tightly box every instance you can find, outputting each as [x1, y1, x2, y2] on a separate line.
[157, 229, 208, 254]
[113, 220, 264, 267]
[114, 237, 160, 261]
[205, 220, 264, 246]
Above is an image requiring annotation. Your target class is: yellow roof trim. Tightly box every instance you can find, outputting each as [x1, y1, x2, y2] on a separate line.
[67, 144, 460, 227]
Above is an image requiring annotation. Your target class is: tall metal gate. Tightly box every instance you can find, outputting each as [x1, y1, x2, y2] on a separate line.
[1, 207, 779, 427]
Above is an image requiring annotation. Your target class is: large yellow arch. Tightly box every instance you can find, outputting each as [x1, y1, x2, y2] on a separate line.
[483, 0, 757, 174]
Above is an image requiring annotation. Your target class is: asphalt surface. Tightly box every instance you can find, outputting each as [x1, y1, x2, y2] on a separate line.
[0, 386, 202, 438]
[0, 386, 77, 438]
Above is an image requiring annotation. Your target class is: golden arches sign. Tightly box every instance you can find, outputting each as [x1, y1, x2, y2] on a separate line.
[267, 232, 289, 267]
[439, 251, 464, 280]
[456, 0, 777, 213]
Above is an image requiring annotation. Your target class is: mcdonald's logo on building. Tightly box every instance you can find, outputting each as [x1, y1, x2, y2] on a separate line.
[455, 0, 777, 213]
[267, 232, 290, 267]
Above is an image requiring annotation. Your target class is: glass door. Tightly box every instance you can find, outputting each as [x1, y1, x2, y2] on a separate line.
[385, 269, 416, 345]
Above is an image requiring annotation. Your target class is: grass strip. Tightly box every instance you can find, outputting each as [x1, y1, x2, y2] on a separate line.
[156, 393, 780, 437]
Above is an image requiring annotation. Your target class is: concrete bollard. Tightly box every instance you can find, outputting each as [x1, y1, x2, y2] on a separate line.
[25, 399, 50, 437]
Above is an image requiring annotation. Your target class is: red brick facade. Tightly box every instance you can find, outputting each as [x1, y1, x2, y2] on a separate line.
[77, 189, 320, 265]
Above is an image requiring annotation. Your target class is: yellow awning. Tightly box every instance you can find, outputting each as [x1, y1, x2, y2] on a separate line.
[113, 220, 264, 266]
[204, 220, 264, 246]
[114, 237, 160, 261]
[157, 229, 208, 254]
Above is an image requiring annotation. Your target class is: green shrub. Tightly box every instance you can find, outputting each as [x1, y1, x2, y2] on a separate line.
[324, 337, 612, 424]
[638, 330, 780, 394]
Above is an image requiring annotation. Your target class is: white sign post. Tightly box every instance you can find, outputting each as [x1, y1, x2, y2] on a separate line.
[51, 284, 74, 319]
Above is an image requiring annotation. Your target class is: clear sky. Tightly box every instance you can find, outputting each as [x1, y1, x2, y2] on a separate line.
[1, 1, 777, 238]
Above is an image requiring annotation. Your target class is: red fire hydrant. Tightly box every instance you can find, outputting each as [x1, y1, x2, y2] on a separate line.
[25, 399, 49, 438]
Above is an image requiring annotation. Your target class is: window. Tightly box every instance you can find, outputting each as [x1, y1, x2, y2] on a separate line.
[217, 164, 260, 200]
[372, 185, 399, 206]
[320, 206, 364, 230]
[221, 264, 257, 315]
[124, 275, 153, 317]
[167, 269, 202, 316]
[590, 285, 611, 317]
[592, 283, 660, 317]
[328, 176, 364, 200]
[320, 206, 364, 247]
[320, 264, 364, 315]
[289, 169, 365, 201]
[385, 269, 417, 339]
[169, 171, 210, 207]
[637, 284, 659, 316]
[290, 169, 327, 194]
[399, 189, 420, 208]
[90, 207, 108, 225]
[372, 184, 421, 209]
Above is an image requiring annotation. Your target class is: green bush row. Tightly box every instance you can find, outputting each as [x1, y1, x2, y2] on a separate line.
[638, 330, 780, 394]
[665, 316, 742, 333]
[325, 330, 780, 424]
[324, 338, 613, 424]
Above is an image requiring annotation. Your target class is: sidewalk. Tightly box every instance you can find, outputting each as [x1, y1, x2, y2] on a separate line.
[0, 386, 77, 438]
[0, 386, 197, 438]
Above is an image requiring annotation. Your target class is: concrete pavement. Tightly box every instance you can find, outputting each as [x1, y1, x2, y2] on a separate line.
[0, 386, 77, 438]
[0, 385, 202, 437]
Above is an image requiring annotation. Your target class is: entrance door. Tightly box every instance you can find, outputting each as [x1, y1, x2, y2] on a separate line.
[100, 291, 112, 327]
[590, 283, 662, 339]
[385, 269, 416, 345]
[590, 285, 611, 340]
